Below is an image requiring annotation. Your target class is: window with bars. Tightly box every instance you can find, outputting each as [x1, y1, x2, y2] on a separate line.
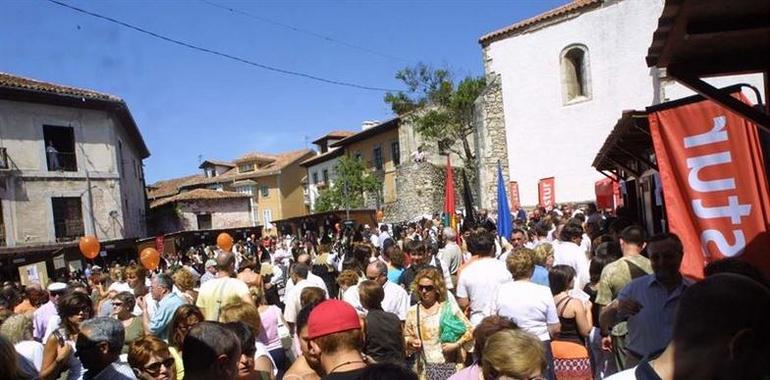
[196, 214, 212, 230]
[373, 146, 383, 170]
[52, 197, 84, 242]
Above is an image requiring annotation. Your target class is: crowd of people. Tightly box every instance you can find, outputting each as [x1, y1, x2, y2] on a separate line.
[0, 204, 768, 380]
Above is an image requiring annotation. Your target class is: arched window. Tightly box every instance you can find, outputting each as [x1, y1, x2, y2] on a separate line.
[560, 44, 591, 104]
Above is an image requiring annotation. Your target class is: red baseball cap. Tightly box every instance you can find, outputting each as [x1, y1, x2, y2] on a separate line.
[307, 300, 361, 339]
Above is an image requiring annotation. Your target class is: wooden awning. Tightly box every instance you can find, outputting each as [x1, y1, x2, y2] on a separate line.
[592, 111, 656, 180]
[646, 0, 770, 130]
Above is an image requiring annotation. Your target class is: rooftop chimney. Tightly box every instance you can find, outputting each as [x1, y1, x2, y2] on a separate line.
[361, 120, 379, 130]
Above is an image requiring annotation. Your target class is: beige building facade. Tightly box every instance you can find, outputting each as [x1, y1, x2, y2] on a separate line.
[331, 119, 401, 205]
[0, 73, 150, 248]
[147, 149, 314, 235]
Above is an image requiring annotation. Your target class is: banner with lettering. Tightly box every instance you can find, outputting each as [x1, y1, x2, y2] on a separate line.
[538, 177, 556, 210]
[648, 93, 770, 279]
[509, 181, 520, 207]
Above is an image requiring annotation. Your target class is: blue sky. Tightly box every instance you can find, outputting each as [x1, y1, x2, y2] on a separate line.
[1, 0, 566, 183]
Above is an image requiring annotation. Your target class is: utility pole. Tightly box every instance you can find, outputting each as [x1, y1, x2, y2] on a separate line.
[343, 176, 350, 221]
[85, 170, 97, 236]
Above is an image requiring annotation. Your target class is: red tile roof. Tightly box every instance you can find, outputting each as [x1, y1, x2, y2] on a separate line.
[312, 130, 356, 145]
[147, 149, 315, 201]
[0, 72, 151, 158]
[149, 188, 250, 209]
[0, 72, 122, 102]
[147, 174, 204, 200]
[479, 0, 603, 46]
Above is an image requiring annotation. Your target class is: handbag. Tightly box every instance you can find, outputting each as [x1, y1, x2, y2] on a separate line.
[417, 303, 457, 380]
[438, 302, 467, 344]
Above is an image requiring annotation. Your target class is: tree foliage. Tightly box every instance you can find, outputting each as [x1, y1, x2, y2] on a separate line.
[314, 155, 382, 213]
[384, 63, 486, 171]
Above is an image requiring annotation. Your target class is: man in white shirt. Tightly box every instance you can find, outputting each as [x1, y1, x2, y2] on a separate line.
[369, 225, 379, 247]
[342, 261, 409, 321]
[456, 228, 513, 326]
[283, 263, 326, 333]
[437, 227, 462, 288]
[377, 224, 392, 251]
[497, 228, 526, 262]
[283, 253, 329, 300]
[553, 222, 590, 294]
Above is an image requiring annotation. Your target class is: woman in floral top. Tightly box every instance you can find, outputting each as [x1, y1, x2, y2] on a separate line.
[404, 267, 473, 379]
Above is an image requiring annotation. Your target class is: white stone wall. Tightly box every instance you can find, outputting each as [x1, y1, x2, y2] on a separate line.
[0, 99, 147, 246]
[177, 198, 251, 230]
[483, 0, 765, 206]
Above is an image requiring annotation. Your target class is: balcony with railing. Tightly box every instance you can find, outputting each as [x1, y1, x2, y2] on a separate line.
[46, 151, 77, 172]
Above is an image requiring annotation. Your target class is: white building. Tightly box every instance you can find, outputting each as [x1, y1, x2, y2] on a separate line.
[479, 0, 764, 206]
[300, 130, 355, 211]
[0, 72, 150, 247]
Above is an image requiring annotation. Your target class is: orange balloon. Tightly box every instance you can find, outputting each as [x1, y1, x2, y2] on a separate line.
[217, 232, 234, 252]
[79, 236, 100, 259]
[140, 248, 161, 271]
[376, 209, 384, 222]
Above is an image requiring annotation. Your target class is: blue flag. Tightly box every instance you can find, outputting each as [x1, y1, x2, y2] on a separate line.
[496, 162, 512, 239]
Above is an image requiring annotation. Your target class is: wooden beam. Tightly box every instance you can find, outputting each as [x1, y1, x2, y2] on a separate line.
[605, 155, 640, 178]
[615, 144, 658, 171]
[668, 67, 770, 133]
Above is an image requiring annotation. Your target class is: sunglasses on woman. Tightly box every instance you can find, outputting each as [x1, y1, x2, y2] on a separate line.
[143, 358, 175, 375]
[417, 285, 435, 292]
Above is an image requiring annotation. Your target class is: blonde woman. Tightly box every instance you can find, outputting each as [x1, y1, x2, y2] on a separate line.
[219, 300, 276, 379]
[171, 269, 197, 304]
[1, 314, 43, 374]
[403, 268, 473, 379]
[108, 265, 131, 293]
[335, 270, 360, 300]
[250, 286, 289, 378]
[534, 243, 555, 270]
[482, 329, 546, 380]
[489, 248, 559, 380]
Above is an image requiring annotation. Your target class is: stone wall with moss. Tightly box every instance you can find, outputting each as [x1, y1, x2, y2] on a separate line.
[474, 63, 510, 211]
[383, 161, 470, 223]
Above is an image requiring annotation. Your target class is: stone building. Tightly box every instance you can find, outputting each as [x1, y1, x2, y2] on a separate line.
[148, 189, 251, 234]
[387, 116, 470, 222]
[0, 72, 150, 248]
[147, 149, 314, 235]
[477, 0, 765, 206]
[306, 117, 468, 223]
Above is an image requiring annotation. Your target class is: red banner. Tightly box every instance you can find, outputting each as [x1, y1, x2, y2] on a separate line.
[509, 181, 520, 207]
[538, 177, 556, 210]
[595, 177, 623, 210]
[648, 93, 770, 279]
[155, 236, 164, 255]
[595, 177, 615, 210]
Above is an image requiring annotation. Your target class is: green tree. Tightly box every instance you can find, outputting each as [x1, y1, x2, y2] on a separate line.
[314, 155, 382, 212]
[384, 63, 486, 172]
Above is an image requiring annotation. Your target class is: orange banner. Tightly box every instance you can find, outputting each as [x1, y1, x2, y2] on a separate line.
[509, 181, 520, 207]
[648, 93, 770, 279]
[538, 177, 555, 210]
